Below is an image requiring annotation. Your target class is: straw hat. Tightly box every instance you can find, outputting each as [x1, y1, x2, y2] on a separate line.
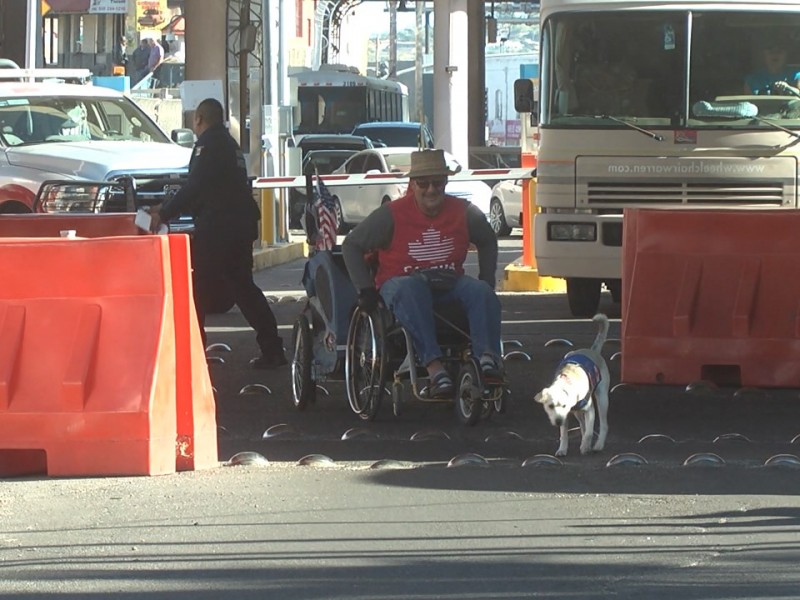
[405, 149, 456, 179]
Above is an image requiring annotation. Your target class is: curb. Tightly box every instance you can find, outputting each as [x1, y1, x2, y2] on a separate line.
[501, 261, 566, 293]
[252, 241, 307, 271]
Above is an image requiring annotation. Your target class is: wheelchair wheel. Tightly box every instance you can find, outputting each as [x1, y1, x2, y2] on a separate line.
[455, 360, 482, 426]
[494, 388, 509, 414]
[345, 308, 386, 421]
[291, 314, 316, 411]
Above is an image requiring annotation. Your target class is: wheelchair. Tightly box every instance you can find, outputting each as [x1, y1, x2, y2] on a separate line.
[290, 184, 508, 424]
[290, 246, 357, 410]
[345, 299, 508, 425]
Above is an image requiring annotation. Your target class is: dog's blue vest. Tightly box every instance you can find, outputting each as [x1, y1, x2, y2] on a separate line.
[556, 354, 602, 411]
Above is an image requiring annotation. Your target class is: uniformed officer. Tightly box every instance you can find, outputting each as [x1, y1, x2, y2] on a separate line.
[152, 97, 286, 369]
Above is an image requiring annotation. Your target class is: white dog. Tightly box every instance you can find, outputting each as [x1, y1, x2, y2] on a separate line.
[534, 314, 610, 456]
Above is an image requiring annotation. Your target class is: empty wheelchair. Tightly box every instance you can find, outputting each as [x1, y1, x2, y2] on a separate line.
[344, 301, 508, 425]
[290, 247, 357, 410]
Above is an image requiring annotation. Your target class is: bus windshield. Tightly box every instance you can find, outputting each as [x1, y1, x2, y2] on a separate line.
[542, 10, 800, 130]
[296, 87, 368, 134]
[291, 66, 409, 135]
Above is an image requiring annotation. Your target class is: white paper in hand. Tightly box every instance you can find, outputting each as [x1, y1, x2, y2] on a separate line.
[135, 209, 168, 234]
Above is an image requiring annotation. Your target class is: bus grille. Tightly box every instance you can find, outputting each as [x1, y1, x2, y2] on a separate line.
[584, 181, 786, 206]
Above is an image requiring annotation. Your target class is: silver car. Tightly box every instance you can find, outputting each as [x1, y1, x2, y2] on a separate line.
[326, 147, 492, 232]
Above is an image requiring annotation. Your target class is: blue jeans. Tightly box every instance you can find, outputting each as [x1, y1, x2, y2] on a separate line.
[379, 274, 502, 367]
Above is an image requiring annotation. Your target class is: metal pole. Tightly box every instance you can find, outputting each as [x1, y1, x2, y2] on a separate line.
[25, 0, 40, 69]
[415, 0, 424, 122]
[388, 0, 397, 78]
[239, 0, 250, 151]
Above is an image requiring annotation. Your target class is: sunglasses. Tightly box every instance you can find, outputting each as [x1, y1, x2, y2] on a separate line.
[413, 178, 447, 190]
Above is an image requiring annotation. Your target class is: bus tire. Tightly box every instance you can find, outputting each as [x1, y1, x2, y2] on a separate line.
[567, 278, 601, 318]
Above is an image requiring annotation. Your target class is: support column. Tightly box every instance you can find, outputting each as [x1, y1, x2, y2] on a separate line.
[183, 0, 227, 126]
[433, 0, 469, 166]
[467, 0, 486, 160]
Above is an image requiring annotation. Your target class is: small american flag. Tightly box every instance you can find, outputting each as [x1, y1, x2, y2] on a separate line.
[314, 174, 338, 251]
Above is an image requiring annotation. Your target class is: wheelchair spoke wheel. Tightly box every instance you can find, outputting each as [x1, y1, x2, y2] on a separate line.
[291, 314, 316, 411]
[345, 308, 386, 421]
[455, 361, 482, 426]
[494, 387, 509, 414]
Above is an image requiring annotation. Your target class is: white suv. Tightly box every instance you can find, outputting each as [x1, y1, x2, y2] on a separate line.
[0, 68, 193, 217]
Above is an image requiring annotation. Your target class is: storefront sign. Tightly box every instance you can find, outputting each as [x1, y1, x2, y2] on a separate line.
[136, 0, 168, 32]
[89, 0, 127, 13]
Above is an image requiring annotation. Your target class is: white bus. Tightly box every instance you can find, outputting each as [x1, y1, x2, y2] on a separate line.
[531, 0, 800, 316]
[291, 64, 409, 135]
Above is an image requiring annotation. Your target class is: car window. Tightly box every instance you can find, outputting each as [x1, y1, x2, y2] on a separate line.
[357, 126, 416, 147]
[383, 152, 412, 173]
[0, 95, 169, 145]
[364, 155, 383, 172]
[345, 154, 367, 174]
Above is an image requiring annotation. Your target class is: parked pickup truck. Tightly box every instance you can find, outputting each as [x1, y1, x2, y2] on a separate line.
[0, 67, 194, 221]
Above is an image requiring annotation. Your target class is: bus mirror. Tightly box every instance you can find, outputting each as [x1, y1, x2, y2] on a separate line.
[514, 78, 536, 113]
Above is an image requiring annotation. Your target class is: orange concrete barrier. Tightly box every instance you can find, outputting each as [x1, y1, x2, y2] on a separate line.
[0, 235, 216, 476]
[167, 234, 218, 472]
[0, 213, 141, 238]
[622, 209, 800, 388]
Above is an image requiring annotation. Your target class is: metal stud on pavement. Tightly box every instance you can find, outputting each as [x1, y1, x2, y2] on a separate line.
[606, 453, 648, 467]
[764, 454, 800, 468]
[205, 343, 232, 353]
[447, 453, 490, 468]
[297, 454, 335, 467]
[341, 427, 378, 440]
[239, 383, 272, 395]
[683, 452, 726, 467]
[410, 430, 451, 441]
[226, 451, 269, 467]
[713, 433, 752, 443]
[521, 454, 563, 467]
[262, 423, 299, 439]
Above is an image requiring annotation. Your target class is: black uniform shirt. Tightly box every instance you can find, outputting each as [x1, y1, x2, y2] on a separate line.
[160, 123, 260, 241]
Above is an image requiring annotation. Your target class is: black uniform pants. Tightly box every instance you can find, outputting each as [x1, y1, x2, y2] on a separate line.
[191, 233, 283, 356]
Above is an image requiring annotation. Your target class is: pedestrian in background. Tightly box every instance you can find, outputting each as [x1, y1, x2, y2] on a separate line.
[151, 98, 287, 369]
[114, 36, 128, 74]
[131, 38, 150, 84]
[146, 37, 164, 77]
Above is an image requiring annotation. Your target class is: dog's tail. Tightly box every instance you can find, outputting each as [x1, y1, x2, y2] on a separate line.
[591, 313, 609, 353]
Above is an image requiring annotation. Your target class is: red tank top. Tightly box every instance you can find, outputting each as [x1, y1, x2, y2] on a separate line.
[375, 191, 470, 288]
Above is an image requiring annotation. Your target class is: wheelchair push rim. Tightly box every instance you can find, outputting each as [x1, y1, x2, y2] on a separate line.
[345, 308, 386, 421]
[291, 314, 316, 411]
[455, 359, 487, 426]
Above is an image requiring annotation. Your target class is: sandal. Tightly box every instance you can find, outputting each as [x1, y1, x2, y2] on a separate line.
[428, 371, 454, 399]
[479, 354, 504, 382]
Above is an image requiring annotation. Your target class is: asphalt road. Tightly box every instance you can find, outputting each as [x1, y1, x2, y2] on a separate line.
[2, 234, 800, 599]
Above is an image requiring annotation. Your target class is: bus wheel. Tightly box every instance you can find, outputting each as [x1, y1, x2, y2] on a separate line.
[567, 278, 601, 318]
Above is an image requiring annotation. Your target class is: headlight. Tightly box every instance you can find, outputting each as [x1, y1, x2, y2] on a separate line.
[548, 222, 597, 242]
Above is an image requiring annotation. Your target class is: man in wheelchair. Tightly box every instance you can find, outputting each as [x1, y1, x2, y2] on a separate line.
[342, 149, 502, 399]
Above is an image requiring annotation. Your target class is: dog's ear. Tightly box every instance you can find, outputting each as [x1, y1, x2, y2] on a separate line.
[534, 391, 546, 404]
